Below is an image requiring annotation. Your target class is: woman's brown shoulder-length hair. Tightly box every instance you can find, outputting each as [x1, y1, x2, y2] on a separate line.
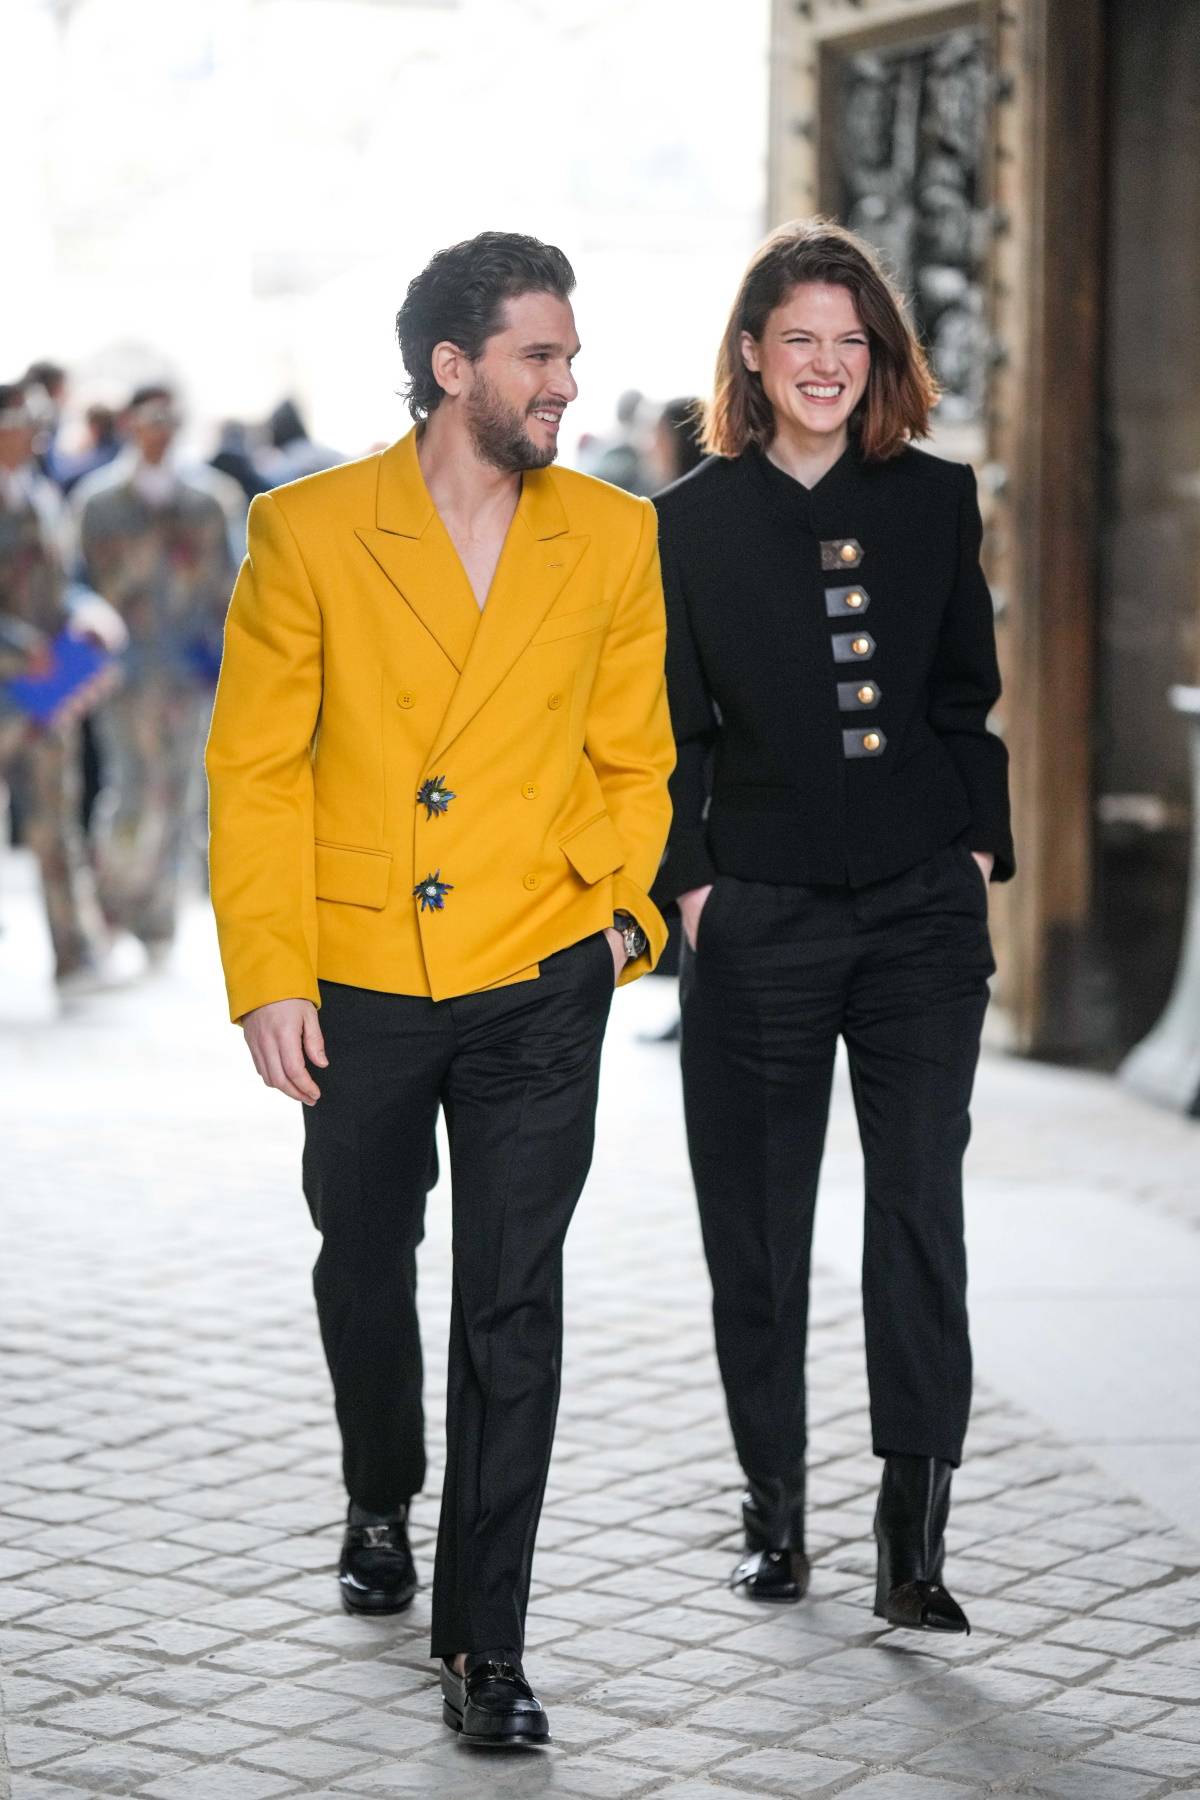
[704, 218, 939, 462]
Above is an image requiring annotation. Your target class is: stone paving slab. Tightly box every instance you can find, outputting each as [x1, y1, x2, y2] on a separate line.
[1, 904, 1199, 1798]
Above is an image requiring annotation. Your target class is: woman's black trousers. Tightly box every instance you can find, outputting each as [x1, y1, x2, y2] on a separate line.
[679, 844, 995, 1481]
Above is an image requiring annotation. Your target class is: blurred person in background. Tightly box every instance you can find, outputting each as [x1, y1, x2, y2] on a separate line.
[76, 384, 235, 958]
[654, 221, 1013, 1633]
[0, 382, 127, 995]
[49, 392, 126, 834]
[22, 359, 71, 489]
[647, 395, 706, 492]
[579, 386, 651, 494]
[210, 419, 269, 507]
[46, 398, 126, 836]
[58, 403, 123, 497]
[261, 397, 344, 487]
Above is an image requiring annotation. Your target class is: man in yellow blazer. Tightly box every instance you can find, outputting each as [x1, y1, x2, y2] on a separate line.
[205, 232, 672, 1746]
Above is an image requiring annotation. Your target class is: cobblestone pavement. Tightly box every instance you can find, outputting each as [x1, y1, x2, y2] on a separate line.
[2, 895, 1199, 1799]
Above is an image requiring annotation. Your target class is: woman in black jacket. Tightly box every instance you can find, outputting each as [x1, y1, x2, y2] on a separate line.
[654, 220, 1013, 1634]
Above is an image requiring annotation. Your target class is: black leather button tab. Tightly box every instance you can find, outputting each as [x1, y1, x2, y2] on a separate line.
[837, 680, 880, 710]
[820, 538, 863, 571]
[824, 583, 871, 618]
[832, 630, 876, 663]
[843, 728, 887, 757]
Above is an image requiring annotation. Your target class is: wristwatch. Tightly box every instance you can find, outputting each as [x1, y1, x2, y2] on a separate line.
[612, 910, 648, 961]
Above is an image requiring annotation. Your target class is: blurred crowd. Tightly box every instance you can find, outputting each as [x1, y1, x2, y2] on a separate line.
[0, 359, 703, 1009]
[577, 387, 705, 497]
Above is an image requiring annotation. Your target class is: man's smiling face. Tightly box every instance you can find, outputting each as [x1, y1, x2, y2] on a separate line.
[463, 290, 581, 472]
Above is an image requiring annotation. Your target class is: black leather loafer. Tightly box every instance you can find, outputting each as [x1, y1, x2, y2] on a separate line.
[874, 1455, 970, 1635]
[440, 1655, 550, 1747]
[338, 1503, 417, 1615]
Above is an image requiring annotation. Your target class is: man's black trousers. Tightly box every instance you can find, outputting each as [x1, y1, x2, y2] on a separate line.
[301, 933, 614, 1659]
[679, 844, 994, 1486]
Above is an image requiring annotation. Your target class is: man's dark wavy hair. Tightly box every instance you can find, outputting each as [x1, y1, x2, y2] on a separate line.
[395, 231, 576, 422]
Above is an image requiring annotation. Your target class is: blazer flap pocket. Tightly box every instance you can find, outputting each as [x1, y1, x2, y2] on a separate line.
[315, 841, 392, 910]
[559, 811, 626, 885]
[530, 602, 610, 646]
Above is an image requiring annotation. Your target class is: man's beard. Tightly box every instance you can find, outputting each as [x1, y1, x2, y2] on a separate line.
[465, 372, 558, 472]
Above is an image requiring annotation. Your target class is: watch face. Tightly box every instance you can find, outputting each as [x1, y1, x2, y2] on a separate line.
[613, 912, 645, 958]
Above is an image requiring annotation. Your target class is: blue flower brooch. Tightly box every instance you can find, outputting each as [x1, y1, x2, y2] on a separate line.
[417, 776, 455, 819]
[414, 872, 453, 912]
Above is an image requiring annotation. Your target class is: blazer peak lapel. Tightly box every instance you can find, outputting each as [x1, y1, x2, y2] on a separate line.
[355, 432, 480, 672]
[355, 527, 478, 672]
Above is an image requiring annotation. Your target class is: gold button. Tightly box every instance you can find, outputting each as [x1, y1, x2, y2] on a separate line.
[857, 685, 875, 704]
[522, 782, 538, 800]
[547, 692, 563, 710]
[840, 543, 857, 563]
[846, 591, 863, 608]
[523, 872, 540, 890]
[397, 691, 414, 709]
[863, 732, 881, 751]
[852, 637, 870, 655]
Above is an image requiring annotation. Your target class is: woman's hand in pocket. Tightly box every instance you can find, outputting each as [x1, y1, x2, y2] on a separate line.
[678, 884, 714, 951]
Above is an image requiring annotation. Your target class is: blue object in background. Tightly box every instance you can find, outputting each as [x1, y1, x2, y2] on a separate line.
[3, 630, 113, 725]
[180, 633, 225, 686]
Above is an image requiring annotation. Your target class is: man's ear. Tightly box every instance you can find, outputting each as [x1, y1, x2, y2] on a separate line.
[430, 340, 467, 400]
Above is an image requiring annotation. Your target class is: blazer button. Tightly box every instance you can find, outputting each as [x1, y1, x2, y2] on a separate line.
[523, 872, 540, 890]
[851, 636, 871, 656]
[522, 782, 539, 799]
[863, 732, 882, 752]
[397, 690, 415, 709]
[857, 685, 876, 704]
[547, 692, 563, 710]
[846, 590, 864, 609]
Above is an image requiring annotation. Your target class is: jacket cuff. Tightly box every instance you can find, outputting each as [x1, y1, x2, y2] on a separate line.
[651, 831, 718, 908]
[612, 875, 667, 986]
[963, 827, 1016, 883]
[226, 966, 321, 1026]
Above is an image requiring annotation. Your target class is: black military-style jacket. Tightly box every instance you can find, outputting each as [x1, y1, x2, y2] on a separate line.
[652, 440, 1014, 901]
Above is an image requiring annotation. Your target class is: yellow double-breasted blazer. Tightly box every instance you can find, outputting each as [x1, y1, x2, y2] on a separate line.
[205, 428, 674, 1022]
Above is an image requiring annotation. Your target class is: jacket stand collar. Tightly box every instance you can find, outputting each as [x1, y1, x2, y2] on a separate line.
[743, 437, 867, 532]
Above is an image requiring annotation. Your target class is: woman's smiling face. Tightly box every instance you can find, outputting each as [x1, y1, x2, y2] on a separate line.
[741, 282, 871, 447]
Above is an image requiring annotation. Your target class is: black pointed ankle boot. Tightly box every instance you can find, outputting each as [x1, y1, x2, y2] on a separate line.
[730, 1471, 810, 1602]
[873, 1455, 969, 1634]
